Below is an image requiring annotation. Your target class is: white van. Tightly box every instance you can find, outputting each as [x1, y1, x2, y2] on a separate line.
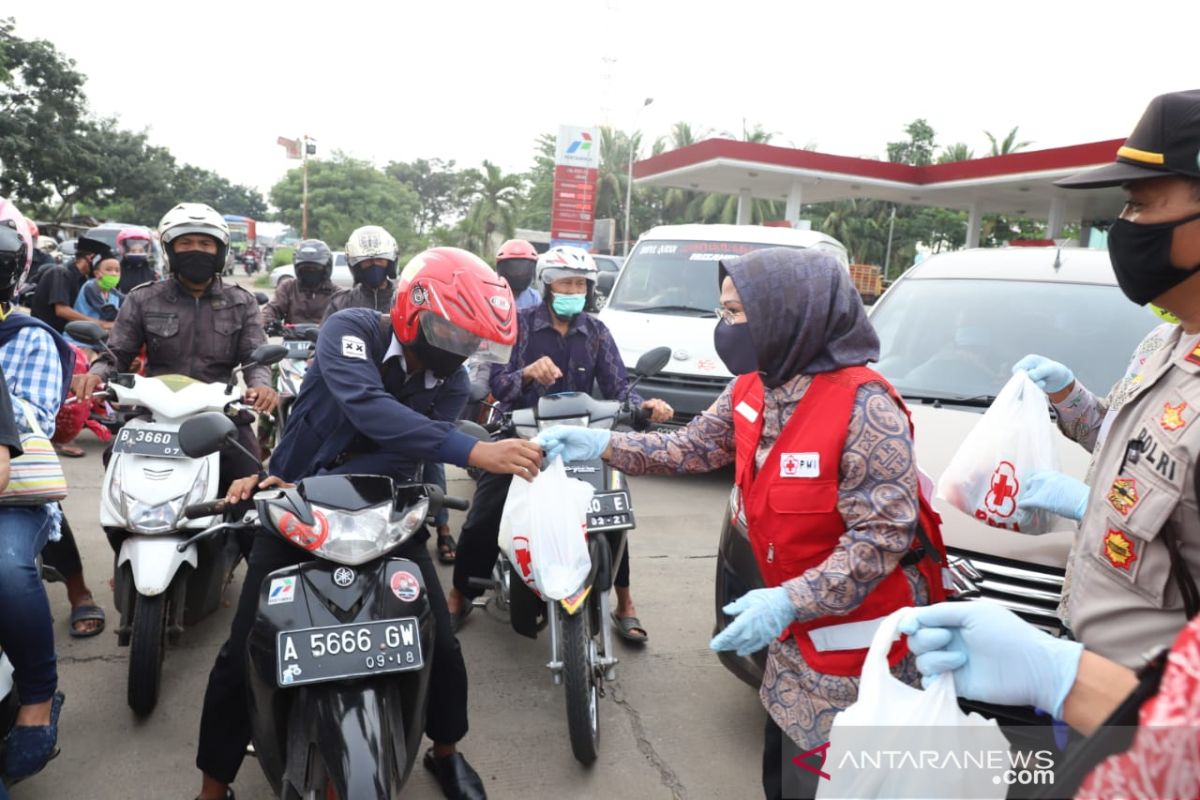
[598, 224, 849, 424]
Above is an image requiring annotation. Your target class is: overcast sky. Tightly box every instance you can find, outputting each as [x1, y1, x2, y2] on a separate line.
[12, 1, 1200, 200]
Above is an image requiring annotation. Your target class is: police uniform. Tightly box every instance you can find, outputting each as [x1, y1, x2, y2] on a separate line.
[260, 275, 337, 326]
[1065, 327, 1200, 667]
[320, 279, 395, 322]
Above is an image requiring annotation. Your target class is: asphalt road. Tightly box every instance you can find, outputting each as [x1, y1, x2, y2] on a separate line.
[17, 274, 764, 800]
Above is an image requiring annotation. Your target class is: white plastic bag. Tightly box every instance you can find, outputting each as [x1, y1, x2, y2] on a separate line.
[498, 457, 594, 600]
[817, 609, 1008, 799]
[936, 371, 1059, 534]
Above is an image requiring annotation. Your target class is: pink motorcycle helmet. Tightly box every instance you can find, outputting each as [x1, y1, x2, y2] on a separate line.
[116, 227, 153, 263]
[0, 196, 33, 295]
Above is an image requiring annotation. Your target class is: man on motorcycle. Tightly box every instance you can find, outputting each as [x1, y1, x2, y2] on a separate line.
[495, 239, 542, 311]
[321, 225, 398, 321]
[260, 239, 337, 326]
[197, 247, 543, 800]
[447, 246, 673, 641]
[73, 203, 277, 494]
[115, 228, 158, 293]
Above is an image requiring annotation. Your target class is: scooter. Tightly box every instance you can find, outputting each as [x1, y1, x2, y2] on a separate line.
[64, 321, 287, 716]
[175, 412, 470, 799]
[263, 321, 319, 449]
[468, 346, 671, 764]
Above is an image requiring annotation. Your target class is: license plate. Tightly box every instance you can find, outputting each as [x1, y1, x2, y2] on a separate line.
[276, 617, 422, 687]
[587, 491, 634, 531]
[283, 340, 313, 358]
[112, 426, 183, 458]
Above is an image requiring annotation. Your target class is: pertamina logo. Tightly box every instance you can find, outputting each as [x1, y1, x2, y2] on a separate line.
[565, 132, 592, 155]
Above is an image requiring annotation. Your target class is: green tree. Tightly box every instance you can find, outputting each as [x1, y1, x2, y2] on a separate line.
[515, 132, 556, 230]
[886, 119, 937, 167]
[269, 153, 420, 255]
[984, 126, 1032, 157]
[455, 160, 524, 256]
[937, 142, 975, 163]
[385, 158, 468, 235]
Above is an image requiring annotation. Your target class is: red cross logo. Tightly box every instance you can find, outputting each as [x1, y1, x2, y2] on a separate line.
[984, 461, 1019, 519]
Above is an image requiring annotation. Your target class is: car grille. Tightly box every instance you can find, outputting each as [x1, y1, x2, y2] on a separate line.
[947, 549, 1067, 636]
[640, 373, 731, 392]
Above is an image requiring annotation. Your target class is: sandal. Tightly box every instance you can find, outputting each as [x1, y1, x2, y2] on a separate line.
[53, 444, 85, 458]
[68, 603, 106, 639]
[435, 529, 457, 565]
[611, 612, 648, 643]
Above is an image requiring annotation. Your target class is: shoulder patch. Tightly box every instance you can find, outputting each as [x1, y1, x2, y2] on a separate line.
[341, 335, 367, 360]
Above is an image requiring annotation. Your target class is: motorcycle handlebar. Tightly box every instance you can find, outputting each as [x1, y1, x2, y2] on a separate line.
[183, 499, 227, 519]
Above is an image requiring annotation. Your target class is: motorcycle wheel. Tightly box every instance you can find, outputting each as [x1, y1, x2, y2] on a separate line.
[560, 605, 600, 765]
[127, 592, 167, 716]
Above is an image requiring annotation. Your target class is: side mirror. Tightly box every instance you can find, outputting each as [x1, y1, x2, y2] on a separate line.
[179, 412, 237, 458]
[64, 320, 107, 346]
[634, 346, 671, 378]
[249, 344, 288, 367]
[455, 420, 491, 443]
[468, 382, 489, 403]
[255, 292, 270, 306]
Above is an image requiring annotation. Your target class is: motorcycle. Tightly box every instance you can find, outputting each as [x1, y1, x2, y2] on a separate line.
[260, 321, 318, 454]
[63, 320, 287, 716]
[467, 346, 671, 764]
[174, 412, 470, 799]
[240, 251, 260, 276]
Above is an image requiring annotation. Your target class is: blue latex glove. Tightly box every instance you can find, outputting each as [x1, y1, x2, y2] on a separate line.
[709, 587, 796, 657]
[897, 602, 1084, 719]
[1018, 470, 1089, 522]
[1012, 354, 1074, 394]
[534, 425, 611, 463]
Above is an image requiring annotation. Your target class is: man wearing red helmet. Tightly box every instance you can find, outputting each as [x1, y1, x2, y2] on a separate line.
[494, 238, 542, 311]
[194, 248, 541, 800]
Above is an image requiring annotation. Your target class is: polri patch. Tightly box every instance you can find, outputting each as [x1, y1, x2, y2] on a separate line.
[1107, 477, 1139, 516]
[341, 335, 367, 360]
[780, 452, 820, 478]
[1186, 343, 1200, 366]
[1103, 528, 1138, 571]
[1161, 401, 1189, 432]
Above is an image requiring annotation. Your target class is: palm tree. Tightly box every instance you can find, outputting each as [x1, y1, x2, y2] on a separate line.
[937, 142, 975, 163]
[659, 122, 708, 224]
[984, 126, 1032, 157]
[458, 160, 524, 256]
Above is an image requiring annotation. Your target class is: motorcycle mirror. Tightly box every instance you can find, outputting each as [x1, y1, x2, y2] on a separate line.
[248, 344, 288, 367]
[468, 382, 489, 403]
[455, 420, 491, 443]
[300, 327, 320, 343]
[179, 412, 237, 458]
[64, 320, 106, 346]
[634, 346, 671, 378]
[254, 292, 270, 306]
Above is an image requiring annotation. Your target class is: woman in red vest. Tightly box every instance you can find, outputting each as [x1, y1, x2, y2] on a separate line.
[538, 247, 948, 799]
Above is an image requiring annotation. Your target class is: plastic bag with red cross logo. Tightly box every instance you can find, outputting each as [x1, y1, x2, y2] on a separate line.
[498, 456, 595, 600]
[936, 371, 1059, 535]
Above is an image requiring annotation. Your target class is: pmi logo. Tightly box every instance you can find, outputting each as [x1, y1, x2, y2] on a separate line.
[565, 132, 593, 155]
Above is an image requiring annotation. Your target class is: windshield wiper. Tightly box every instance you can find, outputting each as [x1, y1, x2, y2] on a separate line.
[895, 390, 996, 408]
[625, 304, 716, 317]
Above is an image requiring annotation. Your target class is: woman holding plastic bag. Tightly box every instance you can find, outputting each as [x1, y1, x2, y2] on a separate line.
[537, 248, 949, 800]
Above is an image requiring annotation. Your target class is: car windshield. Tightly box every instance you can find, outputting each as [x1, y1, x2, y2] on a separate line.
[870, 278, 1161, 403]
[607, 239, 797, 316]
[334, 253, 347, 267]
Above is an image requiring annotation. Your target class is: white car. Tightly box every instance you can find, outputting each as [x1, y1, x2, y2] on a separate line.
[598, 224, 849, 424]
[271, 251, 353, 288]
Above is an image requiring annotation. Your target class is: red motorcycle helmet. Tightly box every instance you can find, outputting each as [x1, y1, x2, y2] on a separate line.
[392, 247, 517, 367]
[495, 239, 538, 263]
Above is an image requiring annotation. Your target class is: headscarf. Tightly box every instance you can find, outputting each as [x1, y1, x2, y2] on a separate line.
[719, 247, 879, 388]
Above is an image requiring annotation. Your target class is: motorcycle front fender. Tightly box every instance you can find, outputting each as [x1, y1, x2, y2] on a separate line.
[117, 536, 197, 597]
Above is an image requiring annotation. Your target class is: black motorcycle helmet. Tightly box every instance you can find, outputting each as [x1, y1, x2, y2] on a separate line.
[0, 219, 29, 298]
[292, 239, 333, 286]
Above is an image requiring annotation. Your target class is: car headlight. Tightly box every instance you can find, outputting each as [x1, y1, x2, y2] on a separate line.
[128, 496, 184, 533]
[537, 416, 589, 431]
[269, 498, 430, 566]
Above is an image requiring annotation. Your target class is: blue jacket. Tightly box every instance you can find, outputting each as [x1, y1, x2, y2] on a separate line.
[268, 308, 476, 483]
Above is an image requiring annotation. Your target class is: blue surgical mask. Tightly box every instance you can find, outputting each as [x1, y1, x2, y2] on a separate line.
[551, 292, 586, 318]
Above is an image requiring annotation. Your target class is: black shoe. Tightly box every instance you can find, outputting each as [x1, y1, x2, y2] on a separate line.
[423, 748, 486, 800]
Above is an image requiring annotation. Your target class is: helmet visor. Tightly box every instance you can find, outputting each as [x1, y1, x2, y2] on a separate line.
[122, 238, 152, 256]
[419, 311, 511, 363]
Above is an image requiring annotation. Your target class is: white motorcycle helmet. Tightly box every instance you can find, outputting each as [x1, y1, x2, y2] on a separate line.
[157, 203, 230, 275]
[536, 245, 598, 290]
[346, 225, 399, 278]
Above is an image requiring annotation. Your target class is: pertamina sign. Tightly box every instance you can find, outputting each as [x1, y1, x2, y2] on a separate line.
[551, 125, 600, 250]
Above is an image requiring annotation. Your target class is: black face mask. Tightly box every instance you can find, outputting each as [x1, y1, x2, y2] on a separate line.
[172, 250, 221, 285]
[358, 264, 388, 289]
[713, 320, 759, 376]
[412, 325, 468, 379]
[1107, 211, 1200, 305]
[296, 267, 323, 289]
[499, 260, 536, 295]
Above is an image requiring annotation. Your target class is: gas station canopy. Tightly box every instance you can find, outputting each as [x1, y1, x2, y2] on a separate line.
[632, 138, 1129, 246]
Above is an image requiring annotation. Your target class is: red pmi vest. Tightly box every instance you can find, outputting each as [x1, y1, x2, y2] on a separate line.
[731, 367, 949, 677]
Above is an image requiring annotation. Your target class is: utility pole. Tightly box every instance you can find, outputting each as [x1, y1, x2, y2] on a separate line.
[883, 205, 897, 281]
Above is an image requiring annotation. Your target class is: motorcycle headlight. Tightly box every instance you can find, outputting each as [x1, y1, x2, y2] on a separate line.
[268, 498, 430, 566]
[184, 460, 211, 512]
[107, 454, 125, 516]
[128, 496, 184, 533]
[537, 416, 589, 431]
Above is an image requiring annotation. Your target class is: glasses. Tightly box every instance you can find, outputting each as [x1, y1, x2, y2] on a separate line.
[714, 307, 746, 324]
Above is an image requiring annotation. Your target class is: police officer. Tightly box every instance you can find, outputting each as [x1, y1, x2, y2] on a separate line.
[321, 225, 397, 321]
[73, 203, 277, 488]
[1015, 89, 1200, 667]
[193, 247, 541, 800]
[261, 239, 337, 326]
